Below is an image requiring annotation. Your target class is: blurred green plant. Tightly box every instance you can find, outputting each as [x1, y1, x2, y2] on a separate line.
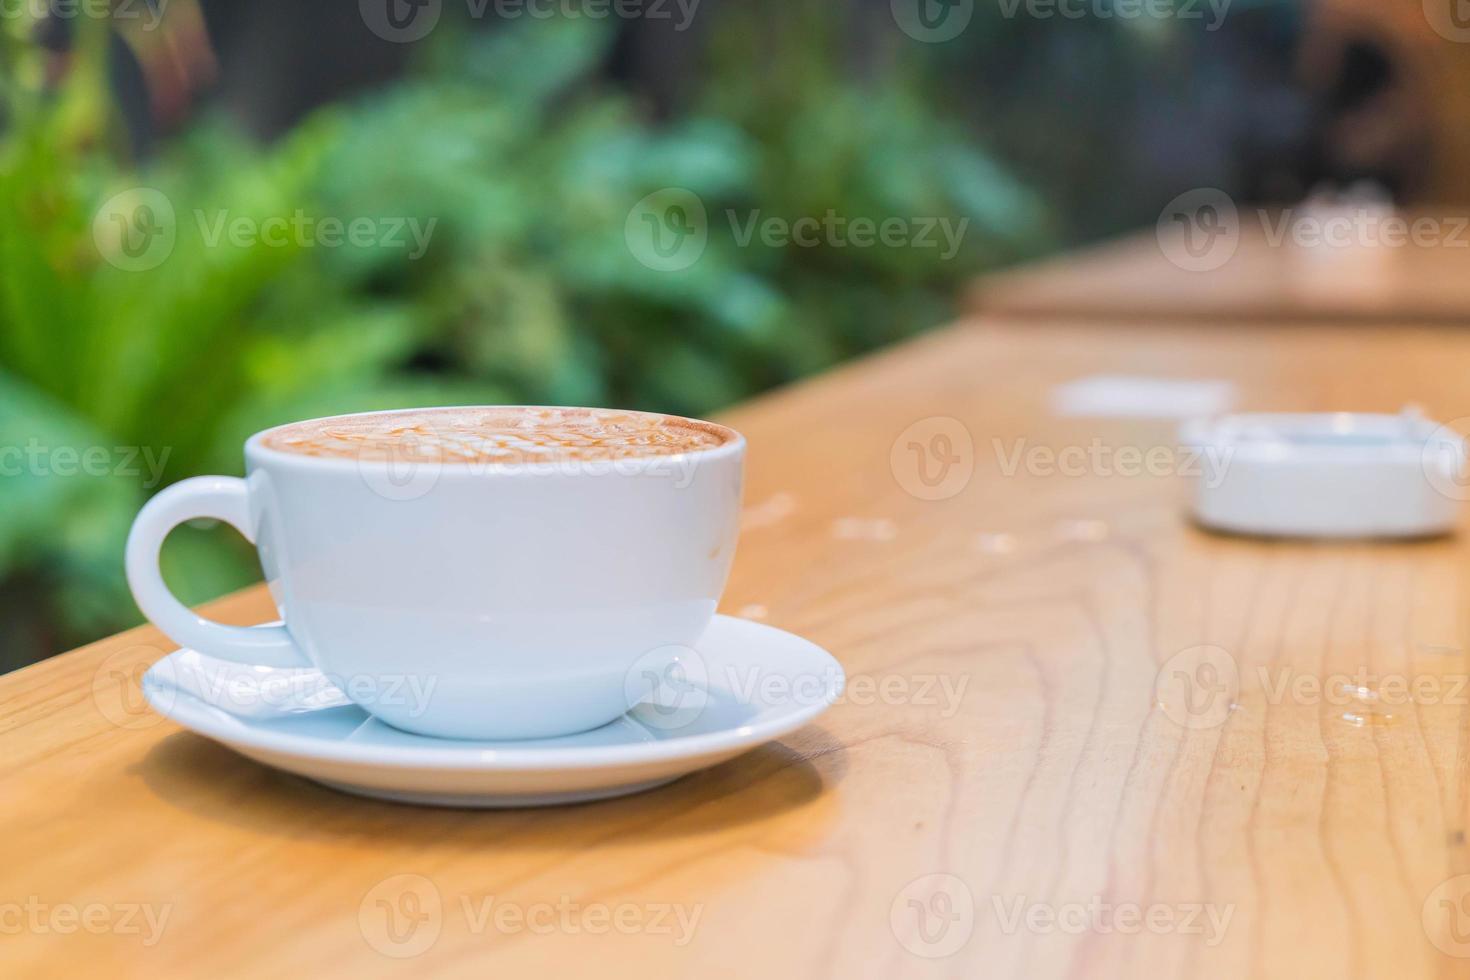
[0, 8, 1047, 670]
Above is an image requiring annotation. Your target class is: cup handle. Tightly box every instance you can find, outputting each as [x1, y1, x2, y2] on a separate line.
[125, 476, 307, 668]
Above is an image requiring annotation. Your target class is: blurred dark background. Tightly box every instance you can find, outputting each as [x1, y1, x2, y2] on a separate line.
[3, 0, 1469, 670]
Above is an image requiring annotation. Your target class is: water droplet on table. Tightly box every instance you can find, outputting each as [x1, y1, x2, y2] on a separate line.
[742, 492, 797, 531]
[975, 532, 1018, 555]
[1334, 681, 1398, 728]
[831, 517, 898, 542]
[1055, 519, 1110, 543]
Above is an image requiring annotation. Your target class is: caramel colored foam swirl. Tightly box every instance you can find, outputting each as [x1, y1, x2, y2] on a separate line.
[258, 407, 732, 464]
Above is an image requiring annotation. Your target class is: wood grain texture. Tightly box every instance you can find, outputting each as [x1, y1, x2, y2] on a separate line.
[972, 219, 1470, 323]
[6, 318, 1470, 978]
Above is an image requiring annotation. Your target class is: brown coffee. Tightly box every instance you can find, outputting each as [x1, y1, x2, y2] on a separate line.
[259, 407, 734, 463]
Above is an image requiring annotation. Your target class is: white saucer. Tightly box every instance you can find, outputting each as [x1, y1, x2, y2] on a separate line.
[142, 615, 843, 808]
[1180, 411, 1464, 538]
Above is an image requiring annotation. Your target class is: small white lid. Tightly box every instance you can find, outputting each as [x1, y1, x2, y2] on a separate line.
[1179, 410, 1465, 539]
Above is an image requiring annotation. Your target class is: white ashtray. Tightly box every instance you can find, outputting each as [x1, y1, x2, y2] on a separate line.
[1178, 411, 1465, 539]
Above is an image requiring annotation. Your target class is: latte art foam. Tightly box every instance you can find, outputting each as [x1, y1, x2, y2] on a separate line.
[259, 407, 733, 464]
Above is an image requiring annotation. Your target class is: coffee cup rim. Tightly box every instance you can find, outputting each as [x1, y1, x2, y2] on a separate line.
[244, 405, 746, 473]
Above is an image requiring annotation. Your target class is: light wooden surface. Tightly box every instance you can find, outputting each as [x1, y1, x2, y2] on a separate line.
[7, 318, 1470, 978]
[973, 218, 1470, 323]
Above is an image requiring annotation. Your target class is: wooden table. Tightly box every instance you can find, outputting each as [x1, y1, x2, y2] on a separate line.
[973, 217, 1470, 323]
[7, 317, 1470, 978]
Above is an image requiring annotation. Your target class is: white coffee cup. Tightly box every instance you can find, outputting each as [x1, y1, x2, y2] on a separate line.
[125, 407, 745, 740]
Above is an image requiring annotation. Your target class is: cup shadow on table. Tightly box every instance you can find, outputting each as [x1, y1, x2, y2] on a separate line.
[132, 725, 846, 848]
